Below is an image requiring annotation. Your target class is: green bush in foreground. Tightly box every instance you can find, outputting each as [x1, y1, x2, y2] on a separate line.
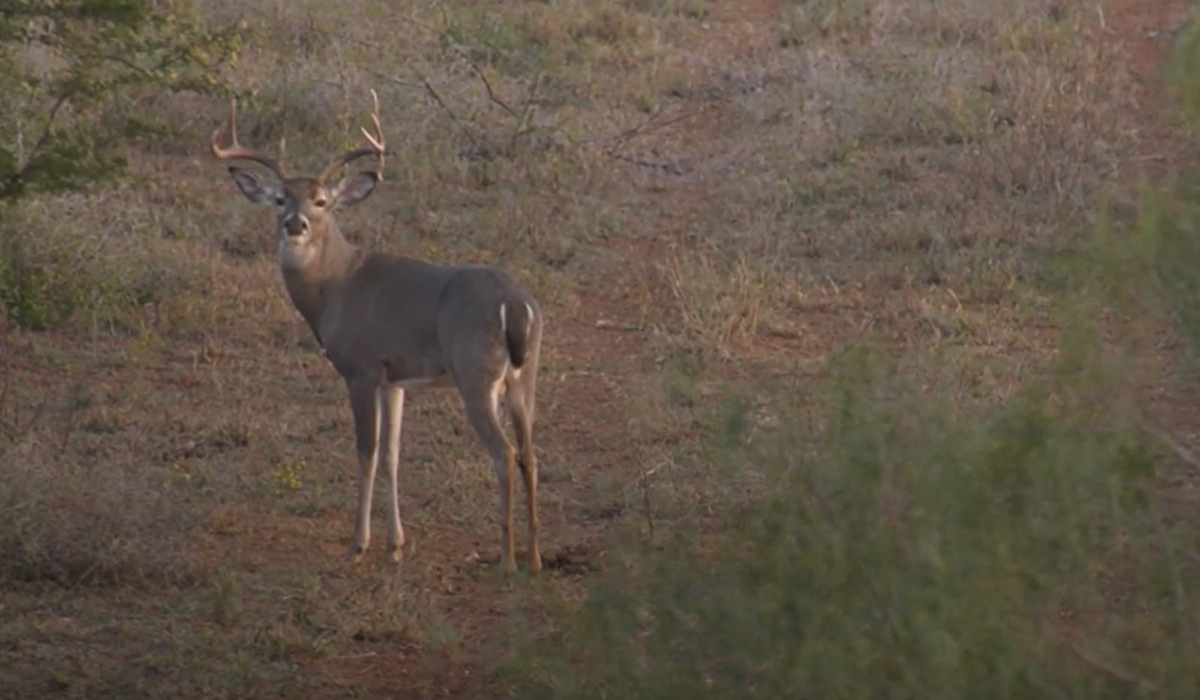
[512, 342, 1197, 699]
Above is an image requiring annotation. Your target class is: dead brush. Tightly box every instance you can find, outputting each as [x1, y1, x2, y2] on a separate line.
[661, 251, 772, 360]
[0, 430, 203, 587]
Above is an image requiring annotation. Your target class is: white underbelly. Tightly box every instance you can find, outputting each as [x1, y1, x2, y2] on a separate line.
[390, 374, 455, 391]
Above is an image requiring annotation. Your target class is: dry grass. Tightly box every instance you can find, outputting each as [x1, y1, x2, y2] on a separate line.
[1, 0, 1196, 697]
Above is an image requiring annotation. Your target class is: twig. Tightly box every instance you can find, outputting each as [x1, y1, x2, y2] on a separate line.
[58, 389, 81, 457]
[604, 151, 684, 176]
[456, 53, 544, 151]
[510, 74, 543, 151]
[416, 76, 480, 152]
[1062, 637, 1155, 692]
[595, 319, 643, 332]
[591, 107, 697, 148]
[1143, 425, 1200, 472]
[361, 64, 478, 150]
[0, 320, 11, 440]
[640, 463, 661, 542]
[376, 14, 699, 161]
[100, 53, 152, 76]
[517, 74, 542, 125]
[466, 61, 519, 120]
[19, 399, 47, 437]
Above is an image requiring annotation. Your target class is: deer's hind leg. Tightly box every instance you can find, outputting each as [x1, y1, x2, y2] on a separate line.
[459, 374, 519, 574]
[506, 370, 540, 574]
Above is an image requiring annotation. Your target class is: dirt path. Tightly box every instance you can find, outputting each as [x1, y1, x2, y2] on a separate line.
[1105, 0, 1195, 178]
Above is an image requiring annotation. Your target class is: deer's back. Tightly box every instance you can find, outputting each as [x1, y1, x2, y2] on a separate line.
[323, 252, 535, 384]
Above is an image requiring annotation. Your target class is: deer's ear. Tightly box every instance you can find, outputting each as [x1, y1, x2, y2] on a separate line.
[228, 166, 281, 206]
[330, 171, 379, 210]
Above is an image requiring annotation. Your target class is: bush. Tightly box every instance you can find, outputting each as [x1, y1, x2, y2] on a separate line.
[0, 434, 203, 587]
[0, 1, 242, 330]
[0, 199, 209, 334]
[511, 337, 1200, 698]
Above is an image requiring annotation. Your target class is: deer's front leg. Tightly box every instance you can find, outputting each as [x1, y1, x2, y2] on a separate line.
[382, 384, 406, 563]
[345, 378, 383, 564]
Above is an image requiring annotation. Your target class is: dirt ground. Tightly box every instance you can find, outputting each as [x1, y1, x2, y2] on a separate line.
[2, 0, 1197, 698]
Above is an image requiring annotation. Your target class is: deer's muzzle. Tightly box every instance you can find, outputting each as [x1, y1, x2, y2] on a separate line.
[283, 214, 309, 238]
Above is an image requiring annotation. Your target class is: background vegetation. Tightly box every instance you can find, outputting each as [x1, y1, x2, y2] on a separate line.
[2, 0, 1199, 698]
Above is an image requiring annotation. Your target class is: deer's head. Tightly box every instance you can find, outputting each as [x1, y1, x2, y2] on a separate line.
[212, 91, 386, 270]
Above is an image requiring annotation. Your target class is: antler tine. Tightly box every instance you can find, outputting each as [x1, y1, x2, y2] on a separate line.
[210, 98, 287, 180]
[317, 88, 387, 185]
[362, 89, 386, 176]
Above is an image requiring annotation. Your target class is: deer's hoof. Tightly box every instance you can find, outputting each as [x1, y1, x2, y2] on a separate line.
[343, 544, 368, 565]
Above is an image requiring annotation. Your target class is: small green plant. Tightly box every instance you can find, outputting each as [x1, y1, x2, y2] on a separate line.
[0, 239, 81, 330]
[209, 566, 243, 627]
[272, 456, 306, 493]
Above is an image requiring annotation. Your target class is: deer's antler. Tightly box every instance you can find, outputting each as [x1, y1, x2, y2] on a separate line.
[317, 89, 386, 185]
[210, 99, 288, 180]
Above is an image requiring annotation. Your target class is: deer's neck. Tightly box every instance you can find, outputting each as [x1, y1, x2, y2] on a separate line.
[280, 228, 363, 345]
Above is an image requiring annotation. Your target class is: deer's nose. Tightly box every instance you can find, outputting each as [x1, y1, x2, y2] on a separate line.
[283, 214, 309, 238]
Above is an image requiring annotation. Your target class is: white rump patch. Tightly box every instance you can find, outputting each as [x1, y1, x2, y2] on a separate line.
[525, 302, 535, 331]
[499, 302, 508, 334]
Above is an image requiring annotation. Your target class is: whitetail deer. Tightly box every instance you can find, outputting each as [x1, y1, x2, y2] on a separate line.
[211, 91, 542, 574]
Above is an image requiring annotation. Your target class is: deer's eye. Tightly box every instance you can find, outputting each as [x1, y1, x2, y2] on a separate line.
[314, 197, 328, 208]
[273, 195, 286, 207]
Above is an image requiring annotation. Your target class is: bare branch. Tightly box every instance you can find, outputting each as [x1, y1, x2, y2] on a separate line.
[1144, 425, 1200, 473]
[467, 61, 520, 120]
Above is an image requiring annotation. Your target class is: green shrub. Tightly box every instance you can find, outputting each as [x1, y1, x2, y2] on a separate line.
[511, 345, 1195, 698]
[0, 235, 84, 331]
[0, 206, 208, 334]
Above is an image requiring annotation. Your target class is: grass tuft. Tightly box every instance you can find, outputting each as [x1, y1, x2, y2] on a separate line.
[0, 433, 203, 587]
